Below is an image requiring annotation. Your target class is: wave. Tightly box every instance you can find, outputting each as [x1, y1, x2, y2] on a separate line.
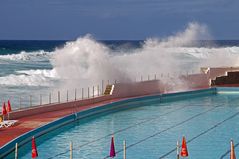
[50, 23, 239, 90]
[0, 50, 52, 61]
[1, 22, 239, 89]
[16, 69, 58, 78]
[0, 69, 58, 86]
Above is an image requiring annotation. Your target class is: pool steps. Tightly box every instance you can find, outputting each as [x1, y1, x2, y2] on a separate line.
[104, 85, 114, 95]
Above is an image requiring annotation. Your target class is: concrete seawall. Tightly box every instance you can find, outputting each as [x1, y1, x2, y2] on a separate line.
[9, 66, 239, 120]
[9, 80, 162, 120]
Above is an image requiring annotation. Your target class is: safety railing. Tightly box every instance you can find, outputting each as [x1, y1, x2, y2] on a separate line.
[1, 70, 200, 111]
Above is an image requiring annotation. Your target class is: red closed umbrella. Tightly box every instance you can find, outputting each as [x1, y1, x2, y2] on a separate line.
[7, 100, 12, 112]
[231, 140, 236, 159]
[32, 136, 38, 158]
[180, 136, 189, 157]
[2, 102, 7, 116]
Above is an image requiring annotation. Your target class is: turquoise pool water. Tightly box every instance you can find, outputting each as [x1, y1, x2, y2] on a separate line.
[5, 93, 239, 159]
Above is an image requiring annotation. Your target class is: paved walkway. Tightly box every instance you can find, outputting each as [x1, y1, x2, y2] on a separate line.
[0, 98, 122, 148]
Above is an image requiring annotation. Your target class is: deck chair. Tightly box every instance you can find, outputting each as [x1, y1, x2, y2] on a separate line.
[0, 115, 18, 128]
[0, 115, 6, 128]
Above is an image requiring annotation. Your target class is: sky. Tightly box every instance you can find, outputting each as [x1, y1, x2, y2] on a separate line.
[0, 0, 239, 40]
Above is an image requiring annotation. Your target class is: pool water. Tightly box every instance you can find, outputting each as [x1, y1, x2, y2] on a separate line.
[5, 93, 239, 159]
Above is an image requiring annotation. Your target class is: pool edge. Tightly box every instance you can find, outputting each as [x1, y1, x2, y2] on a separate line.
[0, 87, 224, 158]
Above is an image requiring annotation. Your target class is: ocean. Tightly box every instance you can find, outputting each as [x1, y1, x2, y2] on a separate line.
[1, 38, 239, 109]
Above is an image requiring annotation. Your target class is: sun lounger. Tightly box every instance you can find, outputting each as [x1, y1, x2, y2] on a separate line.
[2, 120, 18, 127]
[0, 121, 8, 128]
[0, 115, 18, 128]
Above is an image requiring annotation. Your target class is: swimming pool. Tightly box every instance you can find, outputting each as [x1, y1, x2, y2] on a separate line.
[4, 89, 239, 159]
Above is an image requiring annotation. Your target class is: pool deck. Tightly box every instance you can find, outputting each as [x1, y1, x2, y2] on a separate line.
[0, 98, 123, 148]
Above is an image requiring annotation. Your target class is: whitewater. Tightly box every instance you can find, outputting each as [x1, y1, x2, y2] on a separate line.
[1, 22, 239, 109]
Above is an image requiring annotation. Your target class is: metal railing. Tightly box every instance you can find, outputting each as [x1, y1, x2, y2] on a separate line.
[1, 71, 199, 111]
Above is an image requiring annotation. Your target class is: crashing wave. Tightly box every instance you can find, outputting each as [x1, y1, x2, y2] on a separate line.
[1, 22, 239, 88]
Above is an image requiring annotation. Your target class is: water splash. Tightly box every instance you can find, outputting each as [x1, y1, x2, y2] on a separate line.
[50, 23, 213, 89]
[1, 22, 239, 90]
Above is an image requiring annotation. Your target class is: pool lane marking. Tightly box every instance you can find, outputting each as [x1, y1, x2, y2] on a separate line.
[47, 96, 239, 159]
[103, 104, 222, 159]
[104, 95, 239, 159]
[46, 105, 189, 159]
[76, 104, 218, 150]
[159, 111, 239, 159]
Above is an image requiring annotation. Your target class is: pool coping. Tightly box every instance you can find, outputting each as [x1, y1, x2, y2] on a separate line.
[0, 87, 228, 158]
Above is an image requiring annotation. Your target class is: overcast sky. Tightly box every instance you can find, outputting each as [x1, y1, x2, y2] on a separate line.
[0, 0, 239, 40]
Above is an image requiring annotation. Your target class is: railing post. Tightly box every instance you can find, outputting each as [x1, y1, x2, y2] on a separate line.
[141, 75, 143, 81]
[102, 80, 104, 95]
[49, 93, 51, 104]
[88, 87, 90, 98]
[29, 95, 32, 107]
[58, 91, 60, 103]
[93, 86, 94, 98]
[40, 94, 42, 105]
[82, 88, 84, 99]
[97, 85, 100, 96]
[19, 96, 22, 109]
[107, 79, 109, 85]
[67, 90, 69, 102]
[75, 89, 77, 101]
[148, 75, 150, 80]
[155, 74, 156, 80]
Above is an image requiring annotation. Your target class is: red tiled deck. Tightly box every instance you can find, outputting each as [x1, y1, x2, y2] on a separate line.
[0, 98, 122, 148]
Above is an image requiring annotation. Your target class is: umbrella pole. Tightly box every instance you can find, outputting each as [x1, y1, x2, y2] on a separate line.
[177, 140, 180, 159]
[70, 141, 73, 159]
[123, 140, 126, 159]
[15, 143, 18, 159]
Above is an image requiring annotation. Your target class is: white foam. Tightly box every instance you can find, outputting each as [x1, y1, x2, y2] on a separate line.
[1, 22, 239, 89]
[16, 69, 58, 78]
[0, 50, 52, 61]
[0, 69, 58, 86]
[50, 22, 239, 90]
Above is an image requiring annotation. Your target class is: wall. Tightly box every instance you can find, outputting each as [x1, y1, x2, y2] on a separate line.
[8, 67, 239, 120]
[179, 67, 239, 88]
[208, 67, 239, 80]
[112, 80, 162, 98]
[180, 73, 210, 88]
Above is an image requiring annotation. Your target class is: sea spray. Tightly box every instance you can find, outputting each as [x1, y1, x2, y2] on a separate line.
[51, 35, 131, 90]
[50, 22, 213, 91]
[1, 23, 239, 108]
[1, 22, 239, 90]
